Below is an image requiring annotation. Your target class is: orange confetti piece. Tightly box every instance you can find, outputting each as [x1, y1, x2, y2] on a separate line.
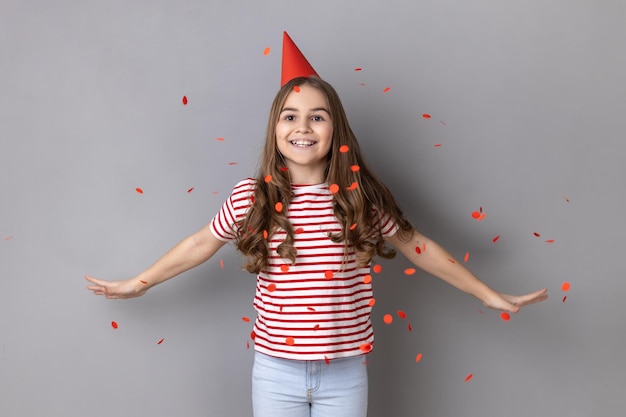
[372, 264, 382, 273]
[274, 202, 283, 212]
[350, 165, 360, 172]
[465, 373, 473, 382]
[263, 47, 271, 56]
[397, 310, 407, 319]
[545, 239, 555, 243]
[293, 85, 301, 93]
[368, 298, 376, 307]
[157, 338, 165, 345]
[500, 312, 511, 321]
[325, 356, 330, 365]
[264, 175, 272, 183]
[471, 211, 480, 219]
[492, 235, 500, 243]
[339, 145, 349, 153]
[561, 281, 571, 292]
[383, 314, 393, 324]
[422, 113, 432, 119]
[324, 270, 334, 279]
[346, 181, 358, 190]
[267, 283, 276, 292]
[415, 353, 423, 363]
[216, 137, 225, 141]
[285, 337, 295, 346]
[354, 67, 363, 71]
[349, 223, 357, 230]
[464, 252, 470, 263]
[280, 166, 289, 172]
[280, 264, 289, 272]
[242, 317, 251, 323]
[182, 96, 188, 105]
[359, 343, 372, 352]
[111, 321, 118, 329]
[219, 259, 224, 269]
[404, 268, 416, 275]
[329, 184, 339, 194]
[363, 275, 372, 284]
[250, 331, 256, 340]
[263, 230, 268, 239]
[139, 280, 148, 285]
[135, 187, 144, 194]
[295, 227, 304, 234]
[383, 87, 391, 93]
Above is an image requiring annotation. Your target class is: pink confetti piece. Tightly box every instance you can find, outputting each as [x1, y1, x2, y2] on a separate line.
[434, 144, 442, 147]
[219, 259, 224, 269]
[545, 239, 555, 243]
[4, 236, 13, 241]
[228, 162, 238, 166]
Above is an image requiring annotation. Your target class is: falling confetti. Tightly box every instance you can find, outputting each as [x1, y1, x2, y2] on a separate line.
[157, 338, 165, 345]
[350, 165, 360, 172]
[407, 323, 412, 332]
[368, 298, 376, 307]
[448, 258, 456, 264]
[383, 314, 393, 324]
[263, 47, 271, 56]
[219, 259, 224, 269]
[354, 67, 363, 71]
[562, 296, 567, 303]
[294, 85, 301, 93]
[295, 227, 304, 234]
[415, 246, 422, 254]
[228, 162, 238, 165]
[363, 275, 372, 284]
[372, 264, 382, 273]
[347, 182, 358, 190]
[280, 264, 289, 272]
[267, 283, 277, 292]
[263, 230, 268, 239]
[422, 113, 432, 119]
[264, 175, 272, 183]
[350, 223, 357, 230]
[274, 202, 283, 212]
[561, 282, 571, 292]
[383, 87, 391, 93]
[329, 184, 339, 194]
[397, 310, 407, 319]
[4, 236, 13, 241]
[216, 137, 225, 141]
[500, 312, 511, 321]
[285, 337, 295, 346]
[242, 317, 251, 323]
[492, 235, 500, 243]
[415, 353, 423, 363]
[545, 239, 555, 243]
[404, 268, 416, 275]
[533, 232, 541, 237]
[280, 166, 289, 172]
[434, 144, 442, 148]
[339, 145, 349, 153]
[440, 120, 447, 126]
[187, 187, 194, 193]
[464, 252, 470, 263]
[324, 270, 334, 279]
[325, 356, 330, 365]
[563, 196, 570, 203]
[465, 374, 474, 382]
[359, 343, 372, 352]
[111, 321, 118, 329]
[182, 96, 188, 105]
[139, 280, 148, 285]
[135, 187, 144, 194]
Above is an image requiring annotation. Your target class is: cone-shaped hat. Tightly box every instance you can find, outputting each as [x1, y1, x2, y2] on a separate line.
[281, 32, 319, 86]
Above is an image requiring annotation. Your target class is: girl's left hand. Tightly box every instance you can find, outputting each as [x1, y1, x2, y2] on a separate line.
[483, 288, 548, 313]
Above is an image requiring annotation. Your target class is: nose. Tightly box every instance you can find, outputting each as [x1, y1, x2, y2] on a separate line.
[295, 119, 312, 133]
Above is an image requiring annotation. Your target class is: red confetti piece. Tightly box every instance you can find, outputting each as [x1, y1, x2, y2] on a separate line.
[471, 211, 480, 219]
[440, 120, 447, 126]
[415, 353, 423, 363]
[358, 83, 366, 86]
[397, 310, 407, 319]
[329, 184, 339, 194]
[464, 252, 470, 263]
[250, 331, 256, 340]
[492, 235, 500, 243]
[293, 85, 301, 93]
[285, 337, 295, 346]
[157, 338, 165, 345]
[264, 175, 272, 183]
[324, 270, 334, 279]
[325, 356, 330, 365]
[533, 232, 541, 237]
[216, 137, 225, 141]
[434, 144, 442, 147]
[407, 323, 412, 332]
[339, 145, 349, 153]
[359, 343, 372, 353]
[354, 67, 363, 71]
[280, 166, 289, 172]
[415, 246, 422, 254]
[383, 87, 391, 93]
[562, 296, 567, 303]
[250, 195, 255, 204]
[274, 202, 283, 212]
[307, 307, 316, 312]
[545, 239, 555, 243]
[350, 165, 360, 172]
[313, 324, 320, 330]
[295, 227, 304, 234]
[4, 236, 13, 241]
[267, 283, 276, 292]
[111, 321, 118, 329]
[500, 312, 511, 321]
[383, 314, 393, 324]
[404, 268, 416, 275]
[187, 187, 194, 193]
[349, 223, 357, 230]
[263, 47, 271, 56]
[219, 259, 224, 269]
[448, 258, 456, 264]
[182, 96, 188, 105]
[346, 182, 358, 190]
[135, 187, 144, 194]
[422, 113, 432, 119]
[368, 298, 376, 307]
[465, 373, 474, 382]
[280, 264, 289, 272]
[139, 280, 148, 285]
[372, 264, 382, 273]
[242, 316, 251, 323]
[246, 340, 250, 349]
[561, 281, 571, 292]
[228, 162, 238, 165]
[363, 275, 372, 284]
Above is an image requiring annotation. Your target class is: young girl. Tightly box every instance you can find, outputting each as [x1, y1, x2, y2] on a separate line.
[86, 75, 548, 416]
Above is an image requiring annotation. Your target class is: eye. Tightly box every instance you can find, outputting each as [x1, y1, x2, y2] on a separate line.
[311, 115, 325, 122]
[283, 114, 295, 121]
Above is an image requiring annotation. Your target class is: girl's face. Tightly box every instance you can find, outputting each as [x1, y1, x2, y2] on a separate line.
[275, 84, 333, 184]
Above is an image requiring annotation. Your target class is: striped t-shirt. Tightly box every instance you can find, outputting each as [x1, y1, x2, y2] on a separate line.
[210, 178, 398, 360]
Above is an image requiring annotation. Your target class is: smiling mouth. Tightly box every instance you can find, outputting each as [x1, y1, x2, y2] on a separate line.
[290, 140, 317, 147]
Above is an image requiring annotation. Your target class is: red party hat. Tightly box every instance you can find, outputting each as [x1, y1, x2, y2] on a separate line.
[281, 32, 319, 86]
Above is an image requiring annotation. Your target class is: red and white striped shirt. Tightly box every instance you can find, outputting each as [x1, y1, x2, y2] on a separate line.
[210, 178, 398, 360]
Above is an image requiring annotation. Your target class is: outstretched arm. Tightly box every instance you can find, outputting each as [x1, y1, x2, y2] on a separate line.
[85, 224, 227, 299]
[385, 229, 548, 313]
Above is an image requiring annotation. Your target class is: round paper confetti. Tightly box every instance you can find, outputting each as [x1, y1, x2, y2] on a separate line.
[111, 321, 118, 329]
[324, 270, 334, 279]
[465, 373, 473, 382]
[325, 356, 330, 365]
[415, 353, 423, 363]
[363, 275, 372, 284]
[263, 47, 271, 56]
[350, 165, 360, 172]
[404, 268, 416, 275]
[274, 202, 283, 212]
[216, 137, 225, 141]
[359, 343, 372, 352]
[533, 232, 541, 237]
[157, 338, 165, 345]
[372, 264, 382, 273]
[397, 310, 407, 319]
[354, 67, 363, 71]
[242, 317, 251, 323]
[339, 145, 349, 153]
[264, 175, 272, 183]
[422, 113, 432, 119]
[471, 211, 480, 219]
[285, 337, 295, 346]
[293, 85, 301, 93]
[267, 283, 276, 292]
[135, 187, 144, 194]
[295, 227, 304, 234]
[561, 281, 571, 292]
[263, 230, 268, 239]
[383, 314, 393, 324]
[500, 312, 511, 321]
[415, 246, 421, 254]
[368, 298, 376, 307]
[182, 96, 188, 105]
[329, 184, 339, 194]
[280, 264, 289, 272]
[464, 252, 470, 263]
[383, 87, 391, 93]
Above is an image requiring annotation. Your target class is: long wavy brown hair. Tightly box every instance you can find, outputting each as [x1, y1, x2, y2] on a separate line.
[236, 76, 413, 273]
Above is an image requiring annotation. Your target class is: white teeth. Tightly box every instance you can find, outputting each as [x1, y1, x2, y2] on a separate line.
[290, 140, 315, 147]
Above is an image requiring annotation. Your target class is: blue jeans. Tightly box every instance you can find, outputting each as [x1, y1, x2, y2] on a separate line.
[252, 351, 369, 417]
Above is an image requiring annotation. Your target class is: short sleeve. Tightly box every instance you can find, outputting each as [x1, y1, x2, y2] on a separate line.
[372, 207, 399, 239]
[209, 179, 256, 242]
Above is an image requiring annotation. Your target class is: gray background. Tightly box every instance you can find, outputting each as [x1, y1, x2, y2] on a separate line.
[1, 0, 625, 416]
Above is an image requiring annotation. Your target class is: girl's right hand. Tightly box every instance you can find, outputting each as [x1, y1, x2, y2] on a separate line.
[84, 275, 148, 299]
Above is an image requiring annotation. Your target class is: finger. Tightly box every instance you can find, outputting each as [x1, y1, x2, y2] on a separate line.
[84, 275, 105, 285]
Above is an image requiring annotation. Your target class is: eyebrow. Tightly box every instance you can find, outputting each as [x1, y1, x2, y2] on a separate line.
[280, 106, 331, 115]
